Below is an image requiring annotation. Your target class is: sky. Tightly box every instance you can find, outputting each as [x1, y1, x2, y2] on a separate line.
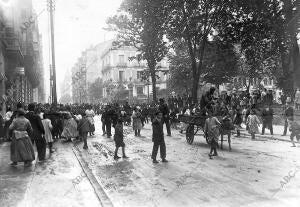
[32, 0, 122, 100]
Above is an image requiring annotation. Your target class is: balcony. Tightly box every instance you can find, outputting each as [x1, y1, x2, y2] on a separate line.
[3, 29, 23, 59]
[116, 62, 127, 68]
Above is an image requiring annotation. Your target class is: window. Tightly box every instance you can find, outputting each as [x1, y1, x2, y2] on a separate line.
[137, 71, 143, 80]
[137, 86, 144, 95]
[118, 55, 125, 64]
[119, 71, 124, 82]
[264, 78, 268, 85]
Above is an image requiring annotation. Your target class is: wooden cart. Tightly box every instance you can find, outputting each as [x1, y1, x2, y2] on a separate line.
[178, 114, 209, 144]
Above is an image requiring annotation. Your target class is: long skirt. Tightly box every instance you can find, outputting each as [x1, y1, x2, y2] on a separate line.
[207, 127, 220, 146]
[11, 137, 35, 163]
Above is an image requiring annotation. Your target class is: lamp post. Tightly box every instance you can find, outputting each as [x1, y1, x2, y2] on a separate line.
[47, 0, 57, 105]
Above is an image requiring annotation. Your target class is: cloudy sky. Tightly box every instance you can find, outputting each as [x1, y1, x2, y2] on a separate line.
[32, 0, 122, 99]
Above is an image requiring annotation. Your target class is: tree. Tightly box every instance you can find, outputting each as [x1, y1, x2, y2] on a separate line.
[201, 38, 239, 88]
[222, 0, 300, 95]
[106, 0, 168, 103]
[167, 41, 193, 95]
[165, 0, 236, 103]
[168, 38, 238, 94]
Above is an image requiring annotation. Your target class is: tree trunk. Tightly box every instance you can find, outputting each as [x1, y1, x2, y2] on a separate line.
[192, 67, 200, 104]
[292, 37, 300, 90]
[151, 72, 157, 103]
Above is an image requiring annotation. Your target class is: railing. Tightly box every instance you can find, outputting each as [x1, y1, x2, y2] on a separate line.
[4, 37, 23, 56]
[116, 62, 127, 67]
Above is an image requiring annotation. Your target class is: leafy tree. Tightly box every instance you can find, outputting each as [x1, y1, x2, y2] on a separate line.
[222, 0, 300, 95]
[106, 0, 168, 102]
[201, 38, 239, 88]
[167, 38, 238, 95]
[164, 0, 236, 103]
[167, 41, 193, 95]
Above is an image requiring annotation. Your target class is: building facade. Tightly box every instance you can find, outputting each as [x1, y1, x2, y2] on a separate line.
[71, 40, 113, 103]
[101, 45, 169, 102]
[0, 0, 45, 114]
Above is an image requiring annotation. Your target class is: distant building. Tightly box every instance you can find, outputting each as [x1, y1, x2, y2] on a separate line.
[71, 40, 113, 103]
[70, 40, 169, 104]
[101, 44, 169, 102]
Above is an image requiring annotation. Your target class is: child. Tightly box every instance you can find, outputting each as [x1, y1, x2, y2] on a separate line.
[289, 118, 300, 147]
[246, 110, 260, 140]
[42, 113, 54, 153]
[204, 109, 221, 159]
[114, 119, 128, 160]
[77, 114, 90, 150]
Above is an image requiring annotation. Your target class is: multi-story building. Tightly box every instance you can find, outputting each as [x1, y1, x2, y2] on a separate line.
[101, 44, 169, 102]
[71, 40, 113, 103]
[70, 40, 169, 104]
[0, 0, 45, 113]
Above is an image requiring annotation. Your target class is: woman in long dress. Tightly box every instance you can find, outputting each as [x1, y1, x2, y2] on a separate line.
[85, 106, 95, 136]
[246, 110, 260, 140]
[9, 110, 35, 166]
[132, 107, 143, 136]
[61, 112, 78, 142]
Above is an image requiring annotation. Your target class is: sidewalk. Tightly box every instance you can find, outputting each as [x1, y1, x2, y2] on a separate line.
[236, 124, 292, 143]
[0, 140, 101, 207]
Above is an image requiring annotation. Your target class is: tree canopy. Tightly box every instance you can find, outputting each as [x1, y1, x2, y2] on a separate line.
[106, 0, 168, 102]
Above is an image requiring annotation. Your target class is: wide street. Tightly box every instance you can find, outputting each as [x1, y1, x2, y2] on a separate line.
[1, 116, 300, 207]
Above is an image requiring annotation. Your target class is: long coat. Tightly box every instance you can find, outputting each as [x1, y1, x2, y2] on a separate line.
[25, 111, 45, 141]
[132, 111, 143, 130]
[152, 118, 164, 143]
[9, 116, 35, 162]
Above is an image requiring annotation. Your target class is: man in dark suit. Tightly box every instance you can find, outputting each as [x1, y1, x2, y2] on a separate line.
[151, 111, 167, 163]
[282, 103, 294, 136]
[26, 103, 46, 161]
[261, 105, 274, 135]
[158, 98, 171, 136]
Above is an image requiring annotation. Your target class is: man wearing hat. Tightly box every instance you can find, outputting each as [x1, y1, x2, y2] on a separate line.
[151, 111, 168, 163]
[26, 103, 46, 161]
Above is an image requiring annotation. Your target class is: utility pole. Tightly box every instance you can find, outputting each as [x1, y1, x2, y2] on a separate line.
[47, 0, 57, 105]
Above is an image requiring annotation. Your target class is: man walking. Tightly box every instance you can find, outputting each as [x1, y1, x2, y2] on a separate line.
[151, 111, 168, 164]
[282, 103, 294, 136]
[26, 103, 46, 161]
[261, 105, 274, 135]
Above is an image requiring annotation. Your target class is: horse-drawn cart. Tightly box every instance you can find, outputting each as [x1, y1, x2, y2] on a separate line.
[178, 114, 234, 150]
[178, 114, 208, 144]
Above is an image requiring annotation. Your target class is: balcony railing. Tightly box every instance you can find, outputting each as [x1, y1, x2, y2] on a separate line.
[2, 27, 23, 58]
[116, 62, 127, 67]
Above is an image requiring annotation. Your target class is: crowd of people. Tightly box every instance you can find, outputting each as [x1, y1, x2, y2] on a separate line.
[0, 87, 300, 165]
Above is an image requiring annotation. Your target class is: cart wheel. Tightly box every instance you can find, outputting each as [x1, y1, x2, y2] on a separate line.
[186, 125, 194, 144]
